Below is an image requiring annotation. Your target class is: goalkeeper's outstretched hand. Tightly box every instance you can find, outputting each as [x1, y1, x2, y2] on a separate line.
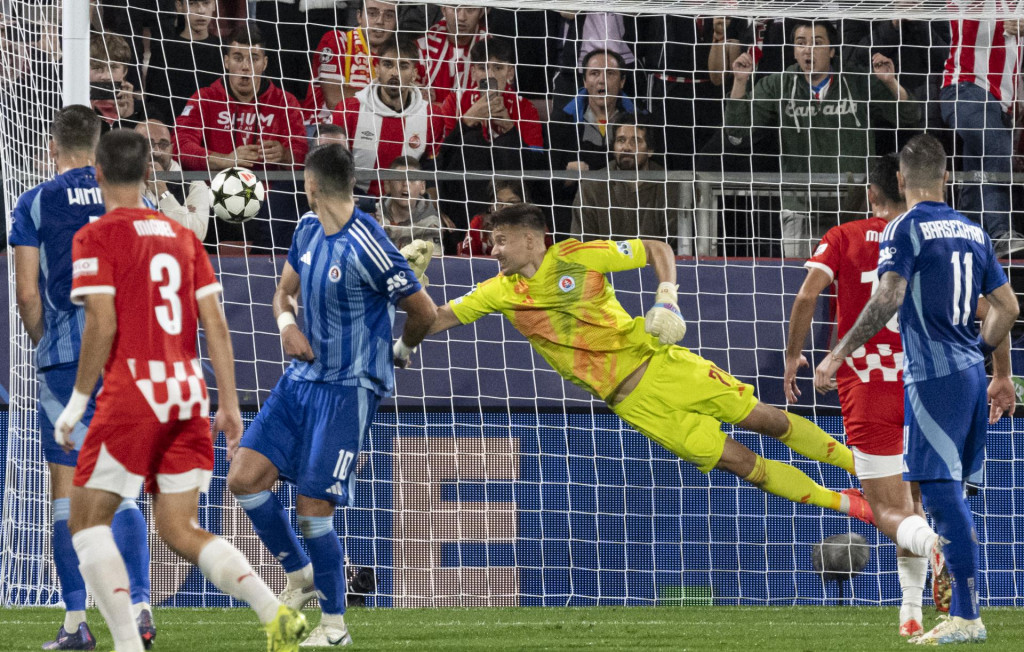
[400, 239, 433, 288]
[644, 282, 687, 345]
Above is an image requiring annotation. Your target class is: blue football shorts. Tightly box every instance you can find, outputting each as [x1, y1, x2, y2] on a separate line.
[902, 362, 987, 484]
[240, 374, 379, 505]
[38, 362, 97, 467]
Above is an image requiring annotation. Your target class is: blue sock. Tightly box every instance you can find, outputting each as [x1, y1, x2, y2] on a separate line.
[52, 498, 86, 612]
[299, 515, 345, 615]
[920, 479, 980, 620]
[112, 498, 151, 606]
[235, 491, 310, 573]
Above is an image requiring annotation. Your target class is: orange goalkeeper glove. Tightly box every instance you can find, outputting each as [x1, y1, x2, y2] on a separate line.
[644, 282, 687, 345]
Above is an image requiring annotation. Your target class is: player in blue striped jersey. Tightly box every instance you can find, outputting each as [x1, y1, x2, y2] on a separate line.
[228, 144, 436, 646]
[815, 134, 1018, 645]
[9, 106, 153, 650]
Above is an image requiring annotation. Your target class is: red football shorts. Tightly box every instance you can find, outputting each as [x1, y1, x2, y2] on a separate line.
[837, 378, 904, 456]
[74, 416, 214, 496]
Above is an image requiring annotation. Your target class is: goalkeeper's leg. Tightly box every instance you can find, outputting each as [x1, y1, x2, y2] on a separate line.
[716, 439, 873, 524]
[738, 403, 855, 474]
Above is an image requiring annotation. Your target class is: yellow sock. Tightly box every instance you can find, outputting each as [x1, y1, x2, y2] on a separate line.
[743, 455, 845, 514]
[780, 412, 855, 474]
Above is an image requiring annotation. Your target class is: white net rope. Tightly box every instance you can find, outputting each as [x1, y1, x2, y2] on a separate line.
[2, 0, 1022, 609]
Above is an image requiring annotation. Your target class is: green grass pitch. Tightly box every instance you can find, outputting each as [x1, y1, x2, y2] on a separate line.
[3, 606, 1024, 650]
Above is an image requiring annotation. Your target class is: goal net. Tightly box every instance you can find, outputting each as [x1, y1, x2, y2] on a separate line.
[3, 0, 1023, 610]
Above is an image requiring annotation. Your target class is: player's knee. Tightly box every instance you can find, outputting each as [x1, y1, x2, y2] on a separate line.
[154, 510, 202, 558]
[736, 402, 789, 439]
[226, 450, 277, 496]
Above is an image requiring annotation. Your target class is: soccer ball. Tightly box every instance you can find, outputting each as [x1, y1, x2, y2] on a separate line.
[210, 167, 265, 223]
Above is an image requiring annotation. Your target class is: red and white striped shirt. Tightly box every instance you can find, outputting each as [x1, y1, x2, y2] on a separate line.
[943, 17, 1020, 111]
[416, 19, 488, 106]
[302, 28, 377, 125]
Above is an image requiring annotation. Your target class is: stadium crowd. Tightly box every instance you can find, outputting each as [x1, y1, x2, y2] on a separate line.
[7, 3, 1024, 257]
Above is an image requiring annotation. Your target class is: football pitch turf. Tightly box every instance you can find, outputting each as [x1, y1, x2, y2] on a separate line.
[3, 606, 1024, 650]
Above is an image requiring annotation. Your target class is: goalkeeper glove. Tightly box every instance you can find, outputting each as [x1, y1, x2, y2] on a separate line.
[644, 282, 687, 345]
[54, 388, 90, 449]
[393, 338, 417, 369]
[399, 239, 434, 288]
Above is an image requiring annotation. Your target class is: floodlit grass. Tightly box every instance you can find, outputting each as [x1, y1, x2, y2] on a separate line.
[3, 605, 1024, 650]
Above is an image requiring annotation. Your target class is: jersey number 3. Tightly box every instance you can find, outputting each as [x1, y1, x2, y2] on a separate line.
[151, 253, 183, 335]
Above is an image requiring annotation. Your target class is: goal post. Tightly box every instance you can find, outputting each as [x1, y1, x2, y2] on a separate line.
[3, 0, 1023, 610]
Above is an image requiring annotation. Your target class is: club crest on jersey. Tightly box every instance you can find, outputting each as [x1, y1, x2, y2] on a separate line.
[328, 265, 342, 282]
[558, 275, 576, 292]
[408, 134, 422, 149]
[813, 243, 828, 256]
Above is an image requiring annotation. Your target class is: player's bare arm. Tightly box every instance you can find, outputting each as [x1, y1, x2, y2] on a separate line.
[13, 245, 44, 345]
[640, 239, 687, 345]
[53, 294, 117, 448]
[393, 290, 438, 369]
[197, 292, 244, 459]
[426, 303, 463, 337]
[784, 268, 831, 403]
[274, 261, 314, 362]
[814, 271, 906, 394]
[980, 282, 1020, 423]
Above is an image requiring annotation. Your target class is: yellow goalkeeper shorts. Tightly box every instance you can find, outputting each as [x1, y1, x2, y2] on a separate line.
[611, 346, 758, 473]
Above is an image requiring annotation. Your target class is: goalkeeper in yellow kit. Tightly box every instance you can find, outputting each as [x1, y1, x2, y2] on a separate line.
[404, 204, 873, 522]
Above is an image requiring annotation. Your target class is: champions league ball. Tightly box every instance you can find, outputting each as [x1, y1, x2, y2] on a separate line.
[210, 167, 265, 223]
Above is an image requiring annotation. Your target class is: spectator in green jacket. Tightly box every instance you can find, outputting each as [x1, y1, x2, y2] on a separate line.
[725, 19, 921, 257]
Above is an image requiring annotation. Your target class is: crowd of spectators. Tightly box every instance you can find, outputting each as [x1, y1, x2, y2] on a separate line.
[9, 3, 1023, 258]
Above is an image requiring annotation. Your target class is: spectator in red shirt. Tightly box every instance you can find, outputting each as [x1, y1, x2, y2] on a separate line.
[174, 24, 308, 173]
[332, 37, 444, 198]
[433, 37, 544, 229]
[303, 0, 400, 127]
[458, 178, 527, 257]
[417, 5, 488, 105]
[174, 24, 309, 252]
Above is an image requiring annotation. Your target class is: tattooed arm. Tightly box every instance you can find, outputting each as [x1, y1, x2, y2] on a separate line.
[813, 271, 906, 394]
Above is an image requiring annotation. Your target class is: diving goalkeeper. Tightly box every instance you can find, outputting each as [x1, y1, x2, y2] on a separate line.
[406, 204, 873, 522]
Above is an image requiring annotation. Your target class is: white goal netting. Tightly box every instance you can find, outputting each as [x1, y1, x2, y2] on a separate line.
[3, 0, 1023, 609]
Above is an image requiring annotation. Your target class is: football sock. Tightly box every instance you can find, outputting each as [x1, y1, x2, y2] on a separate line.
[52, 498, 87, 617]
[112, 498, 152, 608]
[286, 563, 314, 590]
[895, 514, 939, 559]
[920, 480, 980, 620]
[235, 490, 310, 573]
[197, 536, 280, 624]
[779, 413, 855, 474]
[897, 556, 926, 621]
[743, 455, 844, 513]
[63, 610, 87, 632]
[72, 525, 143, 652]
[299, 515, 346, 615]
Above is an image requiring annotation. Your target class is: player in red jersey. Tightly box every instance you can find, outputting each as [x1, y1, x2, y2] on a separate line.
[784, 154, 945, 636]
[53, 130, 307, 652]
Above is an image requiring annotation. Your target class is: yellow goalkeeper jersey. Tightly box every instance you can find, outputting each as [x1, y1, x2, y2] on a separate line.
[449, 238, 659, 401]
